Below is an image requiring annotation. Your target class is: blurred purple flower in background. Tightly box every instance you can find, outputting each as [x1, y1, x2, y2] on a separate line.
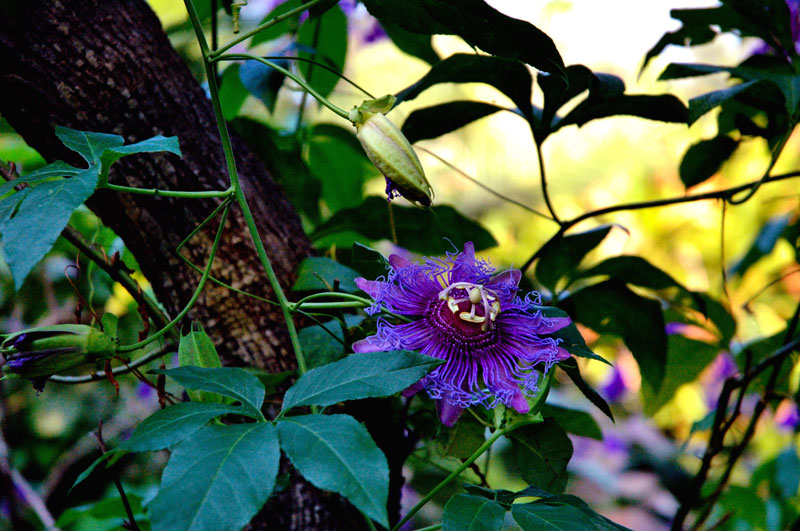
[353, 242, 571, 426]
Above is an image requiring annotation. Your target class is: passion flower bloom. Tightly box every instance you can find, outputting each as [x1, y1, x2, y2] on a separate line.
[353, 242, 571, 426]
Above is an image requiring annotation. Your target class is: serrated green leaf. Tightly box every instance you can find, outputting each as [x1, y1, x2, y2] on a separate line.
[150, 423, 279, 531]
[282, 350, 443, 411]
[679, 136, 738, 188]
[277, 414, 389, 527]
[0, 165, 99, 290]
[442, 494, 506, 531]
[291, 256, 361, 293]
[542, 404, 602, 440]
[155, 367, 265, 419]
[310, 196, 496, 254]
[402, 101, 505, 143]
[120, 402, 243, 452]
[510, 419, 573, 494]
[535, 225, 612, 293]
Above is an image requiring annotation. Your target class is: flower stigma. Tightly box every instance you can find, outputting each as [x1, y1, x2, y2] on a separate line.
[438, 281, 500, 330]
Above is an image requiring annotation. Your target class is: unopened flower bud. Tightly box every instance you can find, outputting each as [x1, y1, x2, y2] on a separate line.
[351, 96, 433, 207]
[1, 324, 118, 388]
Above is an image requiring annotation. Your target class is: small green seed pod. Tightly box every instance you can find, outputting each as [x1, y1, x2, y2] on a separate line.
[351, 97, 433, 207]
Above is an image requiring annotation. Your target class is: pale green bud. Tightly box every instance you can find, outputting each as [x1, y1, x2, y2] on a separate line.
[351, 96, 433, 207]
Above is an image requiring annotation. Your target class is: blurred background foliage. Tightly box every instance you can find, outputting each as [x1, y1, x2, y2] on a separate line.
[1, 0, 799, 530]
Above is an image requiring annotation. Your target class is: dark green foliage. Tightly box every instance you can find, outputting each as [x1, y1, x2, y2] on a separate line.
[442, 494, 506, 531]
[310, 196, 497, 254]
[402, 101, 505, 143]
[535, 225, 612, 293]
[297, 5, 347, 99]
[292, 256, 362, 293]
[509, 419, 573, 493]
[679, 136, 739, 188]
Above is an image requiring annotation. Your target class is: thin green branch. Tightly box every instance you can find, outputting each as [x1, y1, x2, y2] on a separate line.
[103, 183, 233, 199]
[535, 140, 560, 224]
[209, 0, 326, 58]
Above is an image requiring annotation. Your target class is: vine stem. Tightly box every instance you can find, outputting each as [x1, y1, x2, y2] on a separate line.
[117, 200, 231, 353]
[208, 0, 326, 59]
[520, 169, 800, 275]
[535, 140, 560, 224]
[216, 53, 350, 120]
[184, 0, 311, 375]
[392, 416, 542, 531]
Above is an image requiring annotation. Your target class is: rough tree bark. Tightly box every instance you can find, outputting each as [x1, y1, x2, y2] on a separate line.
[0, 0, 365, 528]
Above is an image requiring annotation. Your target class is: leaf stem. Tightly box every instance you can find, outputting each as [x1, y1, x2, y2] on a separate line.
[184, 0, 310, 376]
[535, 140, 560, 224]
[103, 183, 233, 199]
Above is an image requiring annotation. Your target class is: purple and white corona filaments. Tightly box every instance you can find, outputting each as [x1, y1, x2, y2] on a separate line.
[353, 242, 572, 426]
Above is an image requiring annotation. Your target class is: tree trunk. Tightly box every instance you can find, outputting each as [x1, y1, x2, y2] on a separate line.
[0, 0, 362, 528]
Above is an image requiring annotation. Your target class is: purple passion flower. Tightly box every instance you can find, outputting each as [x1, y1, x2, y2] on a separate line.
[353, 242, 571, 426]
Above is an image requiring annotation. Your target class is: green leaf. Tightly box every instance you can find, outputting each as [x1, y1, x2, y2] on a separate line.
[297, 5, 347, 99]
[54, 126, 124, 165]
[380, 18, 440, 65]
[542, 404, 602, 440]
[99, 135, 181, 182]
[120, 402, 243, 452]
[178, 323, 223, 376]
[729, 214, 791, 277]
[535, 225, 612, 293]
[310, 196, 497, 254]
[219, 64, 249, 121]
[68, 449, 125, 495]
[679, 136, 738, 188]
[513, 495, 632, 531]
[156, 367, 265, 419]
[305, 123, 376, 213]
[562, 280, 667, 392]
[574, 255, 687, 292]
[402, 101, 505, 143]
[641, 335, 720, 416]
[775, 447, 800, 499]
[282, 350, 443, 411]
[250, 0, 302, 47]
[150, 423, 280, 531]
[0, 165, 99, 290]
[395, 54, 534, 121]
[349, 241, 391, 280]
[291, 256, 361, 293]
[688, 80, 759, 124]
[510, 419, 573, 493]
[442, 494, 506, 531]
[437, 414, 487, 459]
[558, 360, 613, 421]
[57, 493, 145, 529]
[536, 305, 609, 365]
[277, 414, 389, 527]
[239, 59, 287, 114]
[361, 0, 565, 77]
[512, 502, 602, 530]
[298, 320, 346, 369]
[556, 94, 688, 130]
